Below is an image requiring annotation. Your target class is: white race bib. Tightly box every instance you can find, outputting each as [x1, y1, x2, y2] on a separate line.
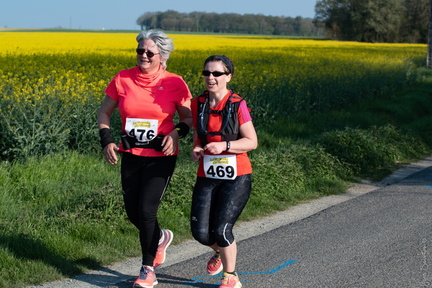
[203, 154, 237, 180]
[125, 118, 158, 142]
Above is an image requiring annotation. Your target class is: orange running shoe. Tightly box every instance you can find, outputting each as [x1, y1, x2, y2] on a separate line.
[207, 252, 223, 275]
[153, 229, 173, 268]
[133, 265, 157, 288]
[219, 272, 242, 288]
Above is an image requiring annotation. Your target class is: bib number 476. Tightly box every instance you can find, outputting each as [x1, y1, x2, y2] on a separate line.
[125, 118, 158, 142]
[129, 128, 155, 141]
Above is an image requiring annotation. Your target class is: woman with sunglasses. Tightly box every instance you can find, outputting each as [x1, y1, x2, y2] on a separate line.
[97, 29, 192, 288]
[190, 55, 258, 288]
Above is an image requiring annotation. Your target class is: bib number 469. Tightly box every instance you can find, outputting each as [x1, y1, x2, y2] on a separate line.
[203, 155, 237, 180]
[206, 165, 235, 179]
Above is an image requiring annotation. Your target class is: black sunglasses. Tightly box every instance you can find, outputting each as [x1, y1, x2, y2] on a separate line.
[136, 48, 159, 58]
[202, 70, 229, 77]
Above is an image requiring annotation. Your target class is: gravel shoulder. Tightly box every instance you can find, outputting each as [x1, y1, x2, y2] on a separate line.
[28, 155, 432, 288]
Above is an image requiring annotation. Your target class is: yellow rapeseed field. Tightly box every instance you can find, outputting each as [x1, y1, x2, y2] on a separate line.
[0, 31, 425, 53]
[0, 31, 427, 159]
[0, 31, 426, 108]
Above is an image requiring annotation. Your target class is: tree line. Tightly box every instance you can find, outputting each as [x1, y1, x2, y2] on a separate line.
[136, 10, 323, 36]
[314, 0, 429, 43]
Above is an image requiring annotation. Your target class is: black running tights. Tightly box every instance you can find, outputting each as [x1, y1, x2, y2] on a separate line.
[121, 152, 177, 266]
[190, 174, 251, 248]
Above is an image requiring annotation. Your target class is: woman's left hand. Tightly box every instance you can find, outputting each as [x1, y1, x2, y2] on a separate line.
[162, 130, 179, 155]
[203, 141, 227, 155]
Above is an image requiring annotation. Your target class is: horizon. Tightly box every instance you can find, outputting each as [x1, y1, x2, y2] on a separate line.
[1, 0, 317, 30]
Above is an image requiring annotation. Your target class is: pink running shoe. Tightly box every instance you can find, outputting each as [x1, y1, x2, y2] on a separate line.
[153, 229, 173, 268]
[133, 265, 158, 288]
[207, 252, 223, 275]
[219, 272, 242, 288]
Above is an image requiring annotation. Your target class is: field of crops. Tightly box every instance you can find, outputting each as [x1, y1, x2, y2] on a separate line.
[1, 31, 431, 287]
[0, 31, 426, 160]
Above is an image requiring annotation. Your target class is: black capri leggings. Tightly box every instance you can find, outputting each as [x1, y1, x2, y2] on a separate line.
[190, 174, 251, 248]
[121, 152, 177, 266]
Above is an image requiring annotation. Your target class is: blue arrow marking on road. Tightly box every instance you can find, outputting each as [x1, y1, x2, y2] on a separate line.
[186, 259, 296, 285]
[240, 259, 297, 275]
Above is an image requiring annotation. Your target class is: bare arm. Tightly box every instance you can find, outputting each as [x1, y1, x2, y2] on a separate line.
[191, 129, 205, 162]
[97, 95, 118, 129]
[226, 121, 258, 153]
[97, 95, 119, 164]
[177, 100, 193, 128]
[163, 99, 193, 155]
[203, 121, 258, 155]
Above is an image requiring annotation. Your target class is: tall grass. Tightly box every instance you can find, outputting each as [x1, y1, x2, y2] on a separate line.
[0, 32, 431, 287]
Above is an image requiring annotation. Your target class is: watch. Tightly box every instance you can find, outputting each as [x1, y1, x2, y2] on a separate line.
[226, 141, 231, 151]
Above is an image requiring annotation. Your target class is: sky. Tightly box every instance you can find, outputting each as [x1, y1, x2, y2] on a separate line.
[1, 0, 317, 30]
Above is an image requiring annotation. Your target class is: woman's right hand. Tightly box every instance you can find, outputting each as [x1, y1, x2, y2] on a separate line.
[103, 143, 119, 164]
[191, 146, 204, 162]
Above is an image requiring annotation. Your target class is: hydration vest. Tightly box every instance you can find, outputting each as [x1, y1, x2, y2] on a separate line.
[196, 90, 243, 146]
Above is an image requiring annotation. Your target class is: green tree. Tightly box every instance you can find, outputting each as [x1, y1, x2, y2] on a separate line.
[136, 12, 157, 30]
[136, 10, 320, 36]
[401, 0, 429, 42]
[314, 0, 354, 40]
[359, 0, 405, 42]
[428, 0, 432, 68]
[179, 18, 194, 32]
[190, 12, 204, 32]
[315, 0, 427, 42]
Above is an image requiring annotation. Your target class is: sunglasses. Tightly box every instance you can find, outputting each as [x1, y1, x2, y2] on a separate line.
[136, 48, 159, 58]
[202, 70, 229, 77]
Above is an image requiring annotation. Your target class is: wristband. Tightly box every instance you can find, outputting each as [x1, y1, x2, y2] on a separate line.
[99, 128, 115, 150]
[226, 141, 231, 151]
[174, 122, 190, 138]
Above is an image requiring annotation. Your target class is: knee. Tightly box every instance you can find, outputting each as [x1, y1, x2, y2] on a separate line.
[126, 208, 157, 230]
[191, 226, 213, 246]
[124, 209, 140, 228]
[214, 224, 234, 247]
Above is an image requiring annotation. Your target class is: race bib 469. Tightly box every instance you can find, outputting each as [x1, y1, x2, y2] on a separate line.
[203, 154, 237, 180]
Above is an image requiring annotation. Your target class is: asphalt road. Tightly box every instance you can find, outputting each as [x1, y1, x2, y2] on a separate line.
[29, 157, 432, 288]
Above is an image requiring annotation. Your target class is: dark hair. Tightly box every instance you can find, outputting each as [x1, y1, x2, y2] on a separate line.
[204, 55, 234, 75]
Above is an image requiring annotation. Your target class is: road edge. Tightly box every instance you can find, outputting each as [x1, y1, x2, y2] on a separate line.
[28, 155, 432, 287]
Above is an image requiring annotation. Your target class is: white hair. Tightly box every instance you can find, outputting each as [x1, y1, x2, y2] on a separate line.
[136, 29, 174, 69]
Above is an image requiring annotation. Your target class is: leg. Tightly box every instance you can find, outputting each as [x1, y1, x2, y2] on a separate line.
[121, 153, 177, 266]
[213, 174, 251, 273]
[190, 177, 220, 246]
[210, 243, 220, 253]
[219, 241, 237, 273]
[191, 177, 226, 275]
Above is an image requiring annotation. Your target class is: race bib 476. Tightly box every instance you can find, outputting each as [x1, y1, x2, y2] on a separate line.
[125, 118, 158, 142]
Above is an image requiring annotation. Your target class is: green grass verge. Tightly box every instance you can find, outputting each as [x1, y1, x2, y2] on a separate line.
[1, 69, 432, 287]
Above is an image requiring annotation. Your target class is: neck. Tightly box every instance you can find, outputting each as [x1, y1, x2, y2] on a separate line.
[208, 89, 229, 107]
[139, 65, 161, 75]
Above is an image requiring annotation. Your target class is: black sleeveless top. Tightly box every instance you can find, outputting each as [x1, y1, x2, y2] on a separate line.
[196, 90, 243, 146]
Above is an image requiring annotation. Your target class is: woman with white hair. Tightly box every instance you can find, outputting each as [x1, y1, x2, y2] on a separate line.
[98, 29, 192, 288]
